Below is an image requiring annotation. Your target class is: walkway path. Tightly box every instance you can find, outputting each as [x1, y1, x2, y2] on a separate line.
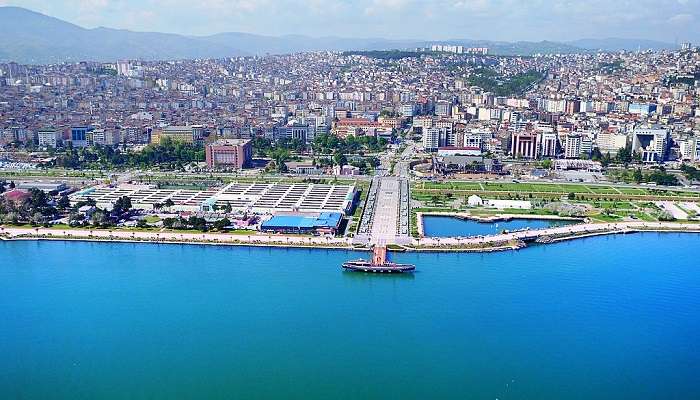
[0, 226, 355, 249]
[415, 221, 700, 248]
[2, 222, 698, 253]
[370, 177, 400, 246]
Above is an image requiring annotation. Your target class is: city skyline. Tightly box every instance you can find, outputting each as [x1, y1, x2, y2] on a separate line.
[0, 0, 697, 43]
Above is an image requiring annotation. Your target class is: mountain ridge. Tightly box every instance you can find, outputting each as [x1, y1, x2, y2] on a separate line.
[0, 6, 678, 64]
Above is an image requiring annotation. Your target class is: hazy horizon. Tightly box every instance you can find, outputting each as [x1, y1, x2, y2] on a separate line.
[0, 0, 697, 43]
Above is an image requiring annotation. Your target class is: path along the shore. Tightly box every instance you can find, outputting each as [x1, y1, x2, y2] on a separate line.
[414, 221, 700, 248]
[2, 221, 699, 252]
[0, 227, 355, 249]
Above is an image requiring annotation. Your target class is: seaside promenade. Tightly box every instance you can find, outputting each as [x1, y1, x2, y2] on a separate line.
[0, 226, 355, 249]
[2, 221, 699, 252]
[414, 221, 700, 250]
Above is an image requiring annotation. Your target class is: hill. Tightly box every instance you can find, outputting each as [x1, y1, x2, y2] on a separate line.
[568, 38, 677, 51]
[1, 6, 674, 64]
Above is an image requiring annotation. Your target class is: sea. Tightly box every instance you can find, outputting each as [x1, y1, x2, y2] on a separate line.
[423, 215, 578, 237]
[1, 233, 699, 399]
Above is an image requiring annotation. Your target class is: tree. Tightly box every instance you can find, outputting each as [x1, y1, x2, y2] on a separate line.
[57, 193, 71, 210]
[90, 210, 108, 226]
[333, 151, 347, 167]
[164, 198, 175, 208]
[270, 148, 291, 172]
[633, 168, 643, 183]
[112, 196, 132, 215]
[212, 218, 231, 231]
[617, 145, 632, 164]
[31, 212, 45, 226]
[68, 211, 82, 226]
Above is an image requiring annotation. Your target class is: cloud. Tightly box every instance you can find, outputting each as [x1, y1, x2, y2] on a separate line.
[364, 0, 410, 16]
[668, 13, 694, 24]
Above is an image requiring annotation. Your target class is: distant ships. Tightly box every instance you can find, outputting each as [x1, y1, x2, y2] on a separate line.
[342, 246, 415, 273]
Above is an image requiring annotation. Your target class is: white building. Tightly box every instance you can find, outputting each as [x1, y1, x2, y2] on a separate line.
[632, 128, 669, 163]
[467, 195, 483, 207]
[564, 134, 582, 159]
[37, 129, 60, 148]
[435, 100, 451, 117]
[423, 127, 455, 152]
[539, 132, 558, 158]
[596, 132, 628, 155]
[401, 103, 416, 117]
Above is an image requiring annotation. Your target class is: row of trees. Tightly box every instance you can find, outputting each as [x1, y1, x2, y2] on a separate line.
[67, 195, 133, 228]
[681, 164, 700, 181]
[162, 216, 220, 232]
[614, 166, 680, 186]
[253, 134, 389, 156]
[54, 138, 205, 170]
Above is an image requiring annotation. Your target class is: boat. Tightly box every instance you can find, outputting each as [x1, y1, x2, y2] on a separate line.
[342, 259, 416, 273]
[342, 246, 415, 273]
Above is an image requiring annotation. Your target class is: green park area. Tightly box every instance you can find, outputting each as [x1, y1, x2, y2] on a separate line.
[410, 180, 700, 231]
[413, 181, 700, 199]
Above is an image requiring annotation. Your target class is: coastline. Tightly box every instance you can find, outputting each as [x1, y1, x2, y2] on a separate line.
[2, 222, 699, 253]
[415, 211, 584, 237]
[418, 211, 585, 223]
[0, 227, 362, 251]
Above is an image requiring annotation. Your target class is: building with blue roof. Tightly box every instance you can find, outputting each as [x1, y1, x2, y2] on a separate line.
[260, 212, 343, 235]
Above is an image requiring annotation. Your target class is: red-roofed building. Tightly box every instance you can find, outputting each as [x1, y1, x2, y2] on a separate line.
[333, 118, 380, 138]
[2, 189, 30, 204]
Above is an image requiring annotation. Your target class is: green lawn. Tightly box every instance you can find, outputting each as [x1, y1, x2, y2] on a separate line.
[413, 181, 700, 200]
[585, 186, 620, 194]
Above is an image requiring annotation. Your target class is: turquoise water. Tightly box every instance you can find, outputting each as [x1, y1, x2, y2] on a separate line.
[1, 234, 700, 399]
[423, 215, 577, 237]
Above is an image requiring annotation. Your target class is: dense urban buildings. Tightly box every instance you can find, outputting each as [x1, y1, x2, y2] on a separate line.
[2, 45, 698, 172]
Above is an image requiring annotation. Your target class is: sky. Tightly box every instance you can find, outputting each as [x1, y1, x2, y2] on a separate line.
[1, 0, 698, 42]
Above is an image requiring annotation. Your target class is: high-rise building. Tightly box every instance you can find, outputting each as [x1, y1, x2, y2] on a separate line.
[564, 134, 582, 159]
[205, 139, 252, 169]
[435, 100, 452, 117]
[70, 126, 93, 148]
[539, 132, 558, 158]
[37, 128, 60, 148]
[401, 103, 416, 117]
[596, 132, 629, 155]
[423, 127, 454, 152]
[632, 128, 669, 163]
[151, 125, 204, 145]
[510, 132, 539, 159]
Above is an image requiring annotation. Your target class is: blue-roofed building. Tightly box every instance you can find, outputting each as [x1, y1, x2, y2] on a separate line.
[70, 126, 94, 148]
[261, 212, 343, 235]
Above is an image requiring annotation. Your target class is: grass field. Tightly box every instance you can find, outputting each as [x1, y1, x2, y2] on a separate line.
[412, 180, 700, 199]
